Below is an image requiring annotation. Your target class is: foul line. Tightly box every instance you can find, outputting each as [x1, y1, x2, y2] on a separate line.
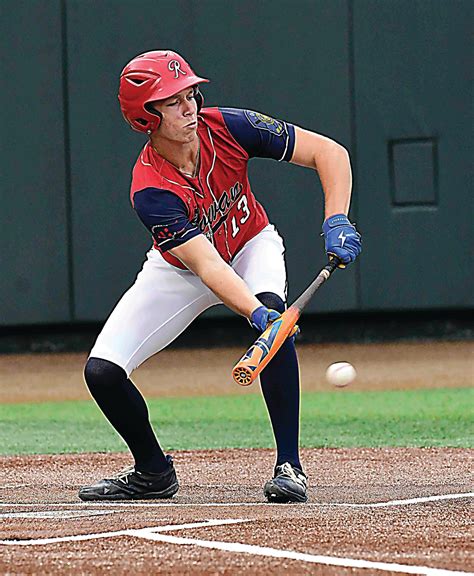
[1, 518, 472, 576]
[326, 492, 474, 508]
[0, 492, 472, 509]
[139, 533, 474, 576]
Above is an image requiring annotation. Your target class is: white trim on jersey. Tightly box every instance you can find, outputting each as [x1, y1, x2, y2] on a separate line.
[160, 174, 197, 194]
[156, 226, 200, 248]
[140, 150, 153, 167]
[205, 126, 233, 260]
[278, 131, 290, 162]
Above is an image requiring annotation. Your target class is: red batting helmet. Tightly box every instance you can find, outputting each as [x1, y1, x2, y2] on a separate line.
[118, 50, 209, 133]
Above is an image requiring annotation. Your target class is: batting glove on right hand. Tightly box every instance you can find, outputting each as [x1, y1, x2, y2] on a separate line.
[250, 306, 281, 333]
[322, 213, 362, 267]
[250, 306, 299, 340]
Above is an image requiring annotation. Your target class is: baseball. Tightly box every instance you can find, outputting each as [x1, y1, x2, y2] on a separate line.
[326, 361, 356, 387]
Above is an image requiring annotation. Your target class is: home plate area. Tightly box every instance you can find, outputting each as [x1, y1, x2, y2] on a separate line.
[0, 448, 473, 575]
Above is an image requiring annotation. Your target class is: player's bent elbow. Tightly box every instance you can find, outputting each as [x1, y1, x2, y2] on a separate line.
[318, 140, 351, 170]
[327, 139, 349, 160]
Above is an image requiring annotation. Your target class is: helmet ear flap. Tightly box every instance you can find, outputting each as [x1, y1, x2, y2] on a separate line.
[143, 104, 163, 131]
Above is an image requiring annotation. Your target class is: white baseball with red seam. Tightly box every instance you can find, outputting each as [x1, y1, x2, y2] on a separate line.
[325, 362, 356, 387]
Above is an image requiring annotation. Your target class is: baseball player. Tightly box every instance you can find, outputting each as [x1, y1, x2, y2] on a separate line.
[79, 50, 361, 503]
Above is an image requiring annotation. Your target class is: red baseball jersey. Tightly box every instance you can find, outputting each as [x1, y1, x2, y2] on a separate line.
[130, 107, 295, 269]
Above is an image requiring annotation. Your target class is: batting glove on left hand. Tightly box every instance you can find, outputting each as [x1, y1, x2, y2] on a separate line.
[323, 213, 362, 267]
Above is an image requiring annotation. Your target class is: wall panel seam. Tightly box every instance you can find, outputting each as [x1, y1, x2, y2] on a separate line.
[61, 0, 75, 321]
[347, 0, 361, 310]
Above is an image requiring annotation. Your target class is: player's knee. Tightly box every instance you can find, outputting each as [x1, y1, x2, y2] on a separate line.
[84, 357, 127, 391]
[255, 292, 286, 314]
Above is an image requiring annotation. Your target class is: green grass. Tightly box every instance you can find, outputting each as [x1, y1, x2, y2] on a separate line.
[0, 388, 472, 455]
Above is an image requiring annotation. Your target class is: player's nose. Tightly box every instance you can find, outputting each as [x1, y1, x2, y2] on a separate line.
[183, 98, 196, 116]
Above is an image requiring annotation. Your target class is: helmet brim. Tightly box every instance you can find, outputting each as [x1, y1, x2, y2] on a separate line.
[145, 75, 209, 104]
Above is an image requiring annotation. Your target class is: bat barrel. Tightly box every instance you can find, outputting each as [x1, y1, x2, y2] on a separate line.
[232, 366, 254, 386]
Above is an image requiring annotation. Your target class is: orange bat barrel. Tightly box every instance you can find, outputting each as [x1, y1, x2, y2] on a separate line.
[232, 259, 340, 386]
[232, 307, 300, 385]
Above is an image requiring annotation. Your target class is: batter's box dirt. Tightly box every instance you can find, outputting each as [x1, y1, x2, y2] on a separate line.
[0, 448, 473, 575]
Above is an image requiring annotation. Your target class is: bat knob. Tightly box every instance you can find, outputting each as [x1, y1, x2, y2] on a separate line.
[232, 366, 253, 386]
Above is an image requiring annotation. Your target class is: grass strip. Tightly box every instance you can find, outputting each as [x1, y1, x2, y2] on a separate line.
[0, 387, 472, 455]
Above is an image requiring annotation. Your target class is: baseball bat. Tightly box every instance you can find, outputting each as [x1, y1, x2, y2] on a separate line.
[232, 258, 340, 386]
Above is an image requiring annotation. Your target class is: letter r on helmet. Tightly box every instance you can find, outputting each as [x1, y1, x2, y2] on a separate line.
[168, 60, 187, 79]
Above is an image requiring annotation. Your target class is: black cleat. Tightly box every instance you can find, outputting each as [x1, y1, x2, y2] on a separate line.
[264, 462, 308, 503]
[78, 455, 179, 501]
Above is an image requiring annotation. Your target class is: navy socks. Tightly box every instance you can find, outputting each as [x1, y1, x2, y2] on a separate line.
[256, 292, 302, 470]
[84, 358, 169, 473]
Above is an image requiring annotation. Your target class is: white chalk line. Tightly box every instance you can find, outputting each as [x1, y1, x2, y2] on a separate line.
[327, 492, 474, 508]
[0, 518, 247, 546]
[138, 533, 474, 576]
[0, 510, 118, 519]
[1, 518, 472, 576]
[0, 491, 472, 509]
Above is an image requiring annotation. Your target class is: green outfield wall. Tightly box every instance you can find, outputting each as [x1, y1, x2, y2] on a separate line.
[1, 0, 472, 326]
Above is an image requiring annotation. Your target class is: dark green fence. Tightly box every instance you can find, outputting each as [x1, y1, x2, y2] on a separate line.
[1, 0, 472, 326]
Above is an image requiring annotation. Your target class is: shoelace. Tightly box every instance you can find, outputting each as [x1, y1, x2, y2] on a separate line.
[279, 463, 307, 486]
[114, 466, 136, 482]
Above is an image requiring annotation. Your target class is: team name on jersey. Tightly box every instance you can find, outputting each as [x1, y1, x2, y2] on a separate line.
[193, 181, 244, 238]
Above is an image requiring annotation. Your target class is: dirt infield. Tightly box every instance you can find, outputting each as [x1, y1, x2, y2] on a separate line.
[1, 448, 473, 575]
[1, 341, 473, 574]
[0, 340, 472, 403]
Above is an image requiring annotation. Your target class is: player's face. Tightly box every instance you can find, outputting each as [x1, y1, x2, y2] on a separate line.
[152, 87, 199, 143]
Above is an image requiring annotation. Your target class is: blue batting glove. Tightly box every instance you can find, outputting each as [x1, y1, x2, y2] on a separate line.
[322, 214, 362, 266]
[250, 306, 281, 333]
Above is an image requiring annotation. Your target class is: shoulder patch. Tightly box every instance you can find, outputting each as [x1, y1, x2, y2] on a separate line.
[244, 110, 286, 137]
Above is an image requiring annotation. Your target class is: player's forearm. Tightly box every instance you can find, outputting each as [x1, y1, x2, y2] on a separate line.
[291, 127, 353, 219]
[316, 143, 352, 220]
[196, 261, 262, 318]
[170, 236, 261, 318]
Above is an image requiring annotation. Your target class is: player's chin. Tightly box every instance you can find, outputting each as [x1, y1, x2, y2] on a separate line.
[178, 129, 198, 143]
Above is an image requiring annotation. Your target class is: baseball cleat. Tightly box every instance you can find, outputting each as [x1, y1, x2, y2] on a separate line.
[78, 455, 178, 501]
[264, 462, 308, 503]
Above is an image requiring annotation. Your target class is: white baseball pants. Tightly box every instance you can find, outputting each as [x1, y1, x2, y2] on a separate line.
[89, 224, 287, 376]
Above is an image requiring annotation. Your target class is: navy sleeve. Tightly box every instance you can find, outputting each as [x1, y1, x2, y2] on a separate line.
[133, 188, 201, 252]
[220, 108, 295, 162]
